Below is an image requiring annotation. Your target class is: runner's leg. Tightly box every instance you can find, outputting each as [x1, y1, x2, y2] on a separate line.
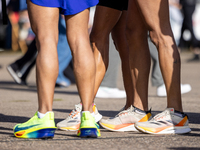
[126, 0, 150, 111]
[111, 10, 133, 109]
[135, 0, 182, 111]
[27, 0, 59, 113]
[65, 9, 95, 112]
[90, 6, 122, 97]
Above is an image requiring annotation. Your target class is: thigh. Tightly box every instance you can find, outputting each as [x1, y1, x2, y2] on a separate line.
[91, 5, 122, 37]
[65, 9, 90, 47]
[126, 0, 147, 33]
[27, 0, 59, 40]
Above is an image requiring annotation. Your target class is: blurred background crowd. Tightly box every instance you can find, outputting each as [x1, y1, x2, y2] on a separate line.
[0, 0, 199, 97]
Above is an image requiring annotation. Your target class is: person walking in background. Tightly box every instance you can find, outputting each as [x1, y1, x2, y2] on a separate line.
[179, 0, 200, 61]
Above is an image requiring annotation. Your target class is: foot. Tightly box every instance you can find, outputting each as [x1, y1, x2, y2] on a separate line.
[57, 103, 102, 131]
[13, 112, 56, 138]
[77, 111, 101, 138]
[99, 106, 152, 132]
[7, 63, 27, 85]
[135, 108, 191, 134]
[96, 86, 126, 98]
[157, 84, 192, 97]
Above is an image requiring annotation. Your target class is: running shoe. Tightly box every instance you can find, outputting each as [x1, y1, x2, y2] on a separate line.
[77, 111, 101, 138]
[7, 63, 27, 85]
[13, 112, 56, 138]
[135, 108, 191, 134]
[157, 84, 191, 97]
[99, 105, 152, 132]
[96, 86, 126, 98]
[57, 103, 102, 131]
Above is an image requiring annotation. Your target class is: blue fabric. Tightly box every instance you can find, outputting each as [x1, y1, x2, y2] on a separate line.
[31, 0, 99, 15]
[56, 16, 72, 85]
[19, 0, 28, 11]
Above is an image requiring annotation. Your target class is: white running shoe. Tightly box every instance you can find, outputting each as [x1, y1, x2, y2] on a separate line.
[57, 103, 102, 131]
[135, 108, 191, 134]
[157, 84, 192, 97]
[96, 86, 126, 98]
[99, 106, 152, 132]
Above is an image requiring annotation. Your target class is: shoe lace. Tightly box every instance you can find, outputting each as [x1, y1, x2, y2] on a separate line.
[67, 104, 82, 119]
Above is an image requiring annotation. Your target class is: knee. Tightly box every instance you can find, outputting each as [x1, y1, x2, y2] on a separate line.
[149, 29, 174, 50]
[36, 34, 58, 50]
[31, 26, 58, 50]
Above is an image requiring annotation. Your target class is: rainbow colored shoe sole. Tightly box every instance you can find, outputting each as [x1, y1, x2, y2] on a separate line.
[14, 112, 56, 139]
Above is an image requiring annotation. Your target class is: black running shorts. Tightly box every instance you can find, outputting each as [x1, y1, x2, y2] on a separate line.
[97, 0, 129, 11]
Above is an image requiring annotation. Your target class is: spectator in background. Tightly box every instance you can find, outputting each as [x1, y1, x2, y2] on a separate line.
[179, 0, 200, 61]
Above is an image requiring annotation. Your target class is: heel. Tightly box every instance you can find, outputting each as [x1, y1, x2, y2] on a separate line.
[80, 128, 98, 138]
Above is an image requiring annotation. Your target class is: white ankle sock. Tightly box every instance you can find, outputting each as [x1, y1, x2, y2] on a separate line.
[37, 111, 51, 119]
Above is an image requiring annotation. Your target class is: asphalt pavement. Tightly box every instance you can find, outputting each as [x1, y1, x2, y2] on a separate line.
[0, 51, 200, 150]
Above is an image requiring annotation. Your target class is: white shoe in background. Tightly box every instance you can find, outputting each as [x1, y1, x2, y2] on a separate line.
[96, 86, 126, 98]
[157, 84, 192, 97]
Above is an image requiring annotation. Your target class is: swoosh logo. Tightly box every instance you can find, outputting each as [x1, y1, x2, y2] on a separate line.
[14, 124, 40, 132]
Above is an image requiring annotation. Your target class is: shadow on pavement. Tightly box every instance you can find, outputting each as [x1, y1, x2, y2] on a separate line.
[168, 148, 200, 150]
[0, 81, 79, 95]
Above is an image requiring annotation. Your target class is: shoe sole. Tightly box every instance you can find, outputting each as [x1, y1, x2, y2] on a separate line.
[78, 128, 100, 138]
[7, 66, 22, 84]
[58, 123, 80, 131]
[100, 122, 138, 132]
[135, 125, 191, 134]
[14, 128, 56, 138]
[57, 113, 102, 131]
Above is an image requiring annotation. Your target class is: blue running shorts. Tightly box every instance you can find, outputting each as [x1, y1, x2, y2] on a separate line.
[31, 0, 99, 15]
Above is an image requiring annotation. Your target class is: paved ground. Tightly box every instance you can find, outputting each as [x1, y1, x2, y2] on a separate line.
[0, 51, 200, 150]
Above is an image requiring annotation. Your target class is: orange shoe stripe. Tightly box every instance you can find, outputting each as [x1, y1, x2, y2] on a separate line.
[101, 122, 133, 130]
[139, 113, 152, 122]
[175, 116, 188, 126]
[138, 126, 172, 133]
[92, 105, 96, 112]
[15, 131, 25, 136]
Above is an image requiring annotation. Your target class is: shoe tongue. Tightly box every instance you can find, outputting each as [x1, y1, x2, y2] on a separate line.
[127, 105, 133, 111]
[75, 103, 82, 111]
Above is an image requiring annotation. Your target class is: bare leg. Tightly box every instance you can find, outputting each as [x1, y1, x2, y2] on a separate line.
[65, 9, 95, 112]
[126, 1, 150, 111]
[111, 11, 133, 109]
[90, 6, 122, 95]
[135, 0, 182, 111]
[27, 0, 59, 113]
